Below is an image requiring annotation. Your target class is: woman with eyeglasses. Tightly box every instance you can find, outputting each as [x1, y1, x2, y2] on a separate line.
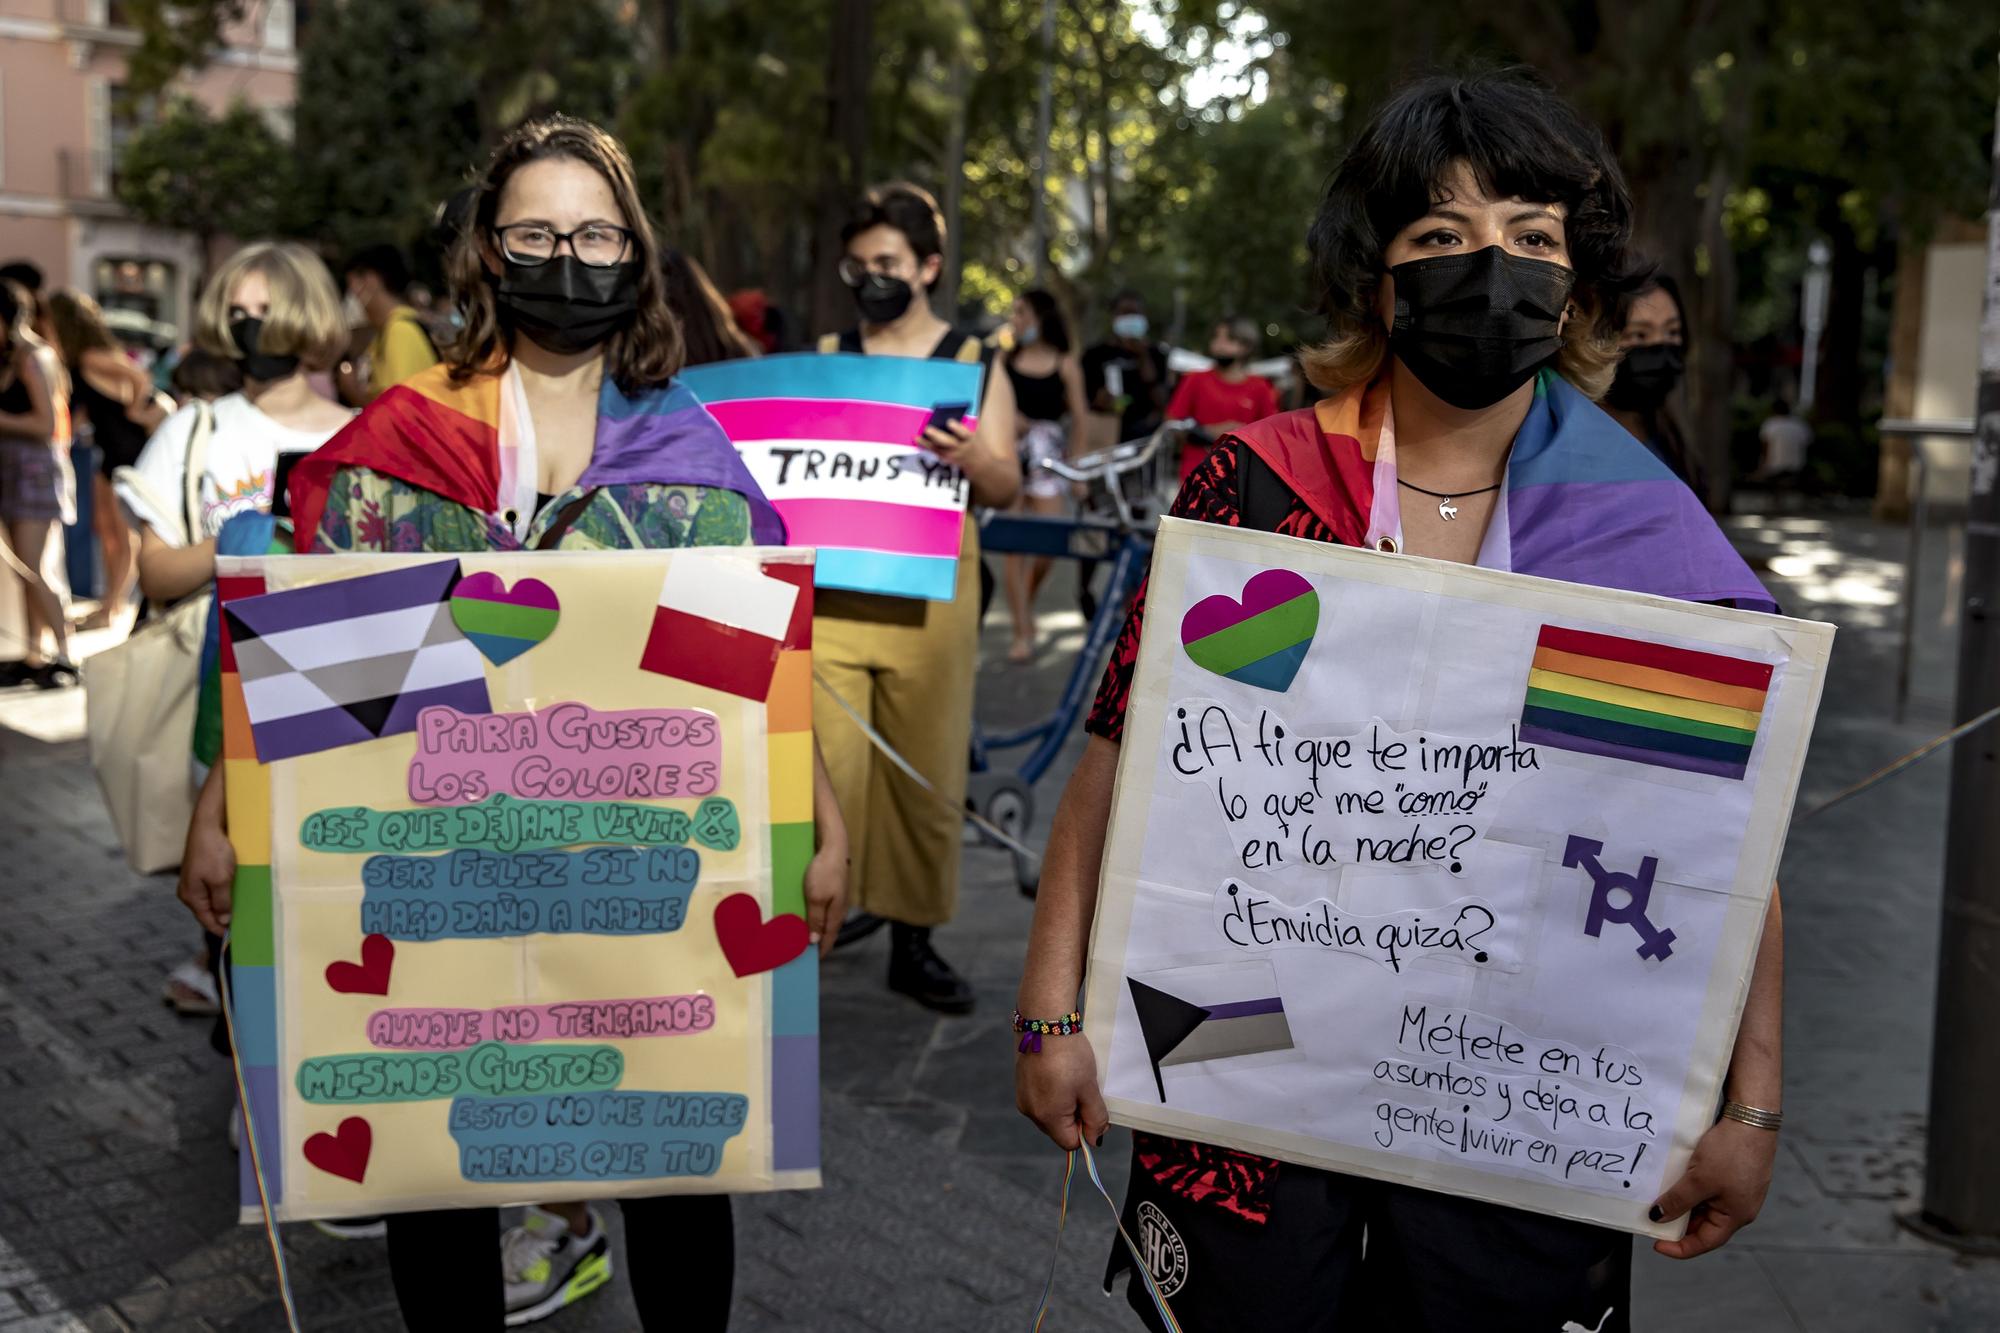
[176, 115, 849, 1330]
[812, 182, 1019, 1013]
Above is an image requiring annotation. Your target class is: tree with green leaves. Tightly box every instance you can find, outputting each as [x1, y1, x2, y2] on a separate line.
[113, 97, 296, 266]
[287, 0, 483, 266]
[1220, 0, 1997, 503]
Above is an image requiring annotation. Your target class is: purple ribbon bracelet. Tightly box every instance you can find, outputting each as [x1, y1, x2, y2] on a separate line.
[1012, 1008, 1082, 1054]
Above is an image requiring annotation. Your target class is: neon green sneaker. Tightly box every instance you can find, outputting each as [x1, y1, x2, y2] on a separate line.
[502, 1206, 613, 1326]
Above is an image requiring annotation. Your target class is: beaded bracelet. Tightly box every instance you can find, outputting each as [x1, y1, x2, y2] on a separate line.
[1012, 1008, 1083, 1053]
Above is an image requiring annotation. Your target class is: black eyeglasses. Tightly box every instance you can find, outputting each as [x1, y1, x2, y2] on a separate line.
[494, 223, 635, 268]
[837, 256, 914, 288]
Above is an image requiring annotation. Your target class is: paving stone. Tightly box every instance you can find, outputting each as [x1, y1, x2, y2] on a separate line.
[3, 512, 1997, 1330]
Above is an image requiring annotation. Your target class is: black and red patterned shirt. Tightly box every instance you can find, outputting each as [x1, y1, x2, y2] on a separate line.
[1084, 437, 1349, 1226]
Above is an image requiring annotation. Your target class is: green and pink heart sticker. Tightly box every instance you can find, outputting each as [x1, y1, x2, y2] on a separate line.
[451, 572, 560, 665]
[1179, 569, 1319, 692]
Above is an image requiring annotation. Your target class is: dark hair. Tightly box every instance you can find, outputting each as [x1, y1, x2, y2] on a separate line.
[445, 115, 682, 391]
[47, 288, 121, 369]
[1110, 288, 1146, 312]
[662, 249, 761, 366]
[840, 182, 946, 290]
[1771, 398, 1792, 416]
[0, 261, 43, 294]
[1012, 288, 1071, 356]
[0, 280, 24, 349]
[345, 243, 411, 296]
[1301, 69, 1649, 397]
[1612, 273, 1701, 488]
[1614, 272, 1684, 334]
[170, 346, 246, 401]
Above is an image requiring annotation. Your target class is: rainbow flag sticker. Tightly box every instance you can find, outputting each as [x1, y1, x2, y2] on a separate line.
[1518, 625, 1772, 780]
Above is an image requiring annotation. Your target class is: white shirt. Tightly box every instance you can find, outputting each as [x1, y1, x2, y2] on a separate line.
[115, 393, 346, 543]
[1758, 415, 1811, 474]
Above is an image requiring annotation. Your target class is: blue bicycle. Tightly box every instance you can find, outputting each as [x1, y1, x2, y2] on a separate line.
[969, 419, 1189, 893]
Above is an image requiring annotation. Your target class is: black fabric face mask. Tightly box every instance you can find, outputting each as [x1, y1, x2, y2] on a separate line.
[229, 317, 300, 382]
[1387, 247, 1576, 410]
[493, 256, 640, 356]
[1210, 352, 1242, 370]
[851, 273, 915, 325]
[1605, 343, 1685, 413]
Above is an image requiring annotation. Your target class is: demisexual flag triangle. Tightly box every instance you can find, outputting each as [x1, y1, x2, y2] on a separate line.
[223, 559, 491, 763]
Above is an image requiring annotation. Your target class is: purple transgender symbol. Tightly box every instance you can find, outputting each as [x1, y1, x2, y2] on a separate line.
[1562, 835, 1676, 962]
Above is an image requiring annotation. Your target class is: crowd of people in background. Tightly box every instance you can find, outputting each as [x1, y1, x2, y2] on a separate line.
[0, 73, 1820, 1329]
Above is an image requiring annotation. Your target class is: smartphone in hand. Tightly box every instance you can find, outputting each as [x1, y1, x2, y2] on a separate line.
[921, 401, 972, 437]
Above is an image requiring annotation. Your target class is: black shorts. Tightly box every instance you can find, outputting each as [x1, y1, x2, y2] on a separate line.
[1109, 1149, 1632, 1333]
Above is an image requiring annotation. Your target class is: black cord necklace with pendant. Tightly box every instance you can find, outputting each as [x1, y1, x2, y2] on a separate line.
[1397, 477, 1503, 521]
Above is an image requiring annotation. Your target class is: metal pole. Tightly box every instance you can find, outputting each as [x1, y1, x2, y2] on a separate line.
[1896, 440, 1927, 724]
[1916, 57, 2000, 1246]
[1029, 0, 1056, 281]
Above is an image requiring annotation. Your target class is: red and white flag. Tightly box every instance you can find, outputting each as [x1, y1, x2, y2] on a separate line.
[639, 555, 801, 701]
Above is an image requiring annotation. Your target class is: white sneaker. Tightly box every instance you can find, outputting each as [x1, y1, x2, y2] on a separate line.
[503, 1206, 613, 1326]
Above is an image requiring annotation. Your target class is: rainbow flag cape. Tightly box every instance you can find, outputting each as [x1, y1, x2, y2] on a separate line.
[679, 352, 985, 600]
[1230, 370, 1776, 612]
[288, 363, 784, 554]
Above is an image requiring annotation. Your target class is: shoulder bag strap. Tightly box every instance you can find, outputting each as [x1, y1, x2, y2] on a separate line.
[182, 401, 214, 545]
[532, 490, 598, 551]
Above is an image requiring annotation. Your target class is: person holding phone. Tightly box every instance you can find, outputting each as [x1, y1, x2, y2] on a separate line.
[814, 181, 1019, 1012]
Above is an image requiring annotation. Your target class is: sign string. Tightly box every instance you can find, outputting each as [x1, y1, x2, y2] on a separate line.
[218, 932, 305, 1333]
[1030, 1138, 1183, 1332]
[811, 667, 1041, 859]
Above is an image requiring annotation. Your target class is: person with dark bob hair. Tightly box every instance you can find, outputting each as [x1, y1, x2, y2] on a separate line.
[178, 115, 849, 1329]
[1301, 69, 1650, 399]
[1016, 70, 1783, 1332]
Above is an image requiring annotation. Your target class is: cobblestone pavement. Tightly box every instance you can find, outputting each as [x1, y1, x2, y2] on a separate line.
[1, 509, 1996, 1331]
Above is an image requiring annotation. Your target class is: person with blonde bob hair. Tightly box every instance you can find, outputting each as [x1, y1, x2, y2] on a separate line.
[178, 115, 847, 1329]
[116, 241, 354, 1018]
[117, 240, 352, 607]
[1015, 70, 1785, 1332]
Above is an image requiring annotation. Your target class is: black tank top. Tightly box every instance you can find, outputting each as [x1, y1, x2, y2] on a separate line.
[1006, 359, 1066, 423]
[0, 366, 30, 417]
[72, 373, 150, 470]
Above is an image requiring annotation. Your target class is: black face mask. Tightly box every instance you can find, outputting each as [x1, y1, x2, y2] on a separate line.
[1388, 247, 1576, 410]
[1210, 352, 1242, 370]
[493, 256, 640, 356]
[850, 273, 915, 325]
[1605, 343, 1685, 413]
[229, 317, 300, 382]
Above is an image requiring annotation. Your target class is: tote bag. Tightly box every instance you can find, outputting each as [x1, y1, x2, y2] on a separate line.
[84, 404, 212, 873]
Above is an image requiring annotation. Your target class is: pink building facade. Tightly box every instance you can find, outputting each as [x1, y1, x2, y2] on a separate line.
[0, 0, 296, 340]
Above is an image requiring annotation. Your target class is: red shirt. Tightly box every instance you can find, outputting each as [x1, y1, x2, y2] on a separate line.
[1166, 370, 1279, 479]
[1166, 369, 1279, 430]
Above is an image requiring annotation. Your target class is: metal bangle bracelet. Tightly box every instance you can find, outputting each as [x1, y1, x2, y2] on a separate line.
[1720, 1100, 1783, 1131]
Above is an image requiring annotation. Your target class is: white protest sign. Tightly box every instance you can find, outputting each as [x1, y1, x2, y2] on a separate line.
[1085, 517, 1833, 1237]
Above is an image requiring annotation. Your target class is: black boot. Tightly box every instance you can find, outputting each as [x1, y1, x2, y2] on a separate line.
[833, 910, 888, 950]
[887, 923, 974, 1014]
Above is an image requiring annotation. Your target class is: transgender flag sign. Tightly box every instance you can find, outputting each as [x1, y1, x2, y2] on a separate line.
[680, 352, 984, 601]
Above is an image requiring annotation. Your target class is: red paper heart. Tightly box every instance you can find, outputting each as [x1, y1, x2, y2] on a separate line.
[713, 893, 809, 977]
[325, 934, 394, 995]
[303, 1116, 372, 1183]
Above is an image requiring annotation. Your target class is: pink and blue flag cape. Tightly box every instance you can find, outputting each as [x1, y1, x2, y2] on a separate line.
[679, 352, 985, 600]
